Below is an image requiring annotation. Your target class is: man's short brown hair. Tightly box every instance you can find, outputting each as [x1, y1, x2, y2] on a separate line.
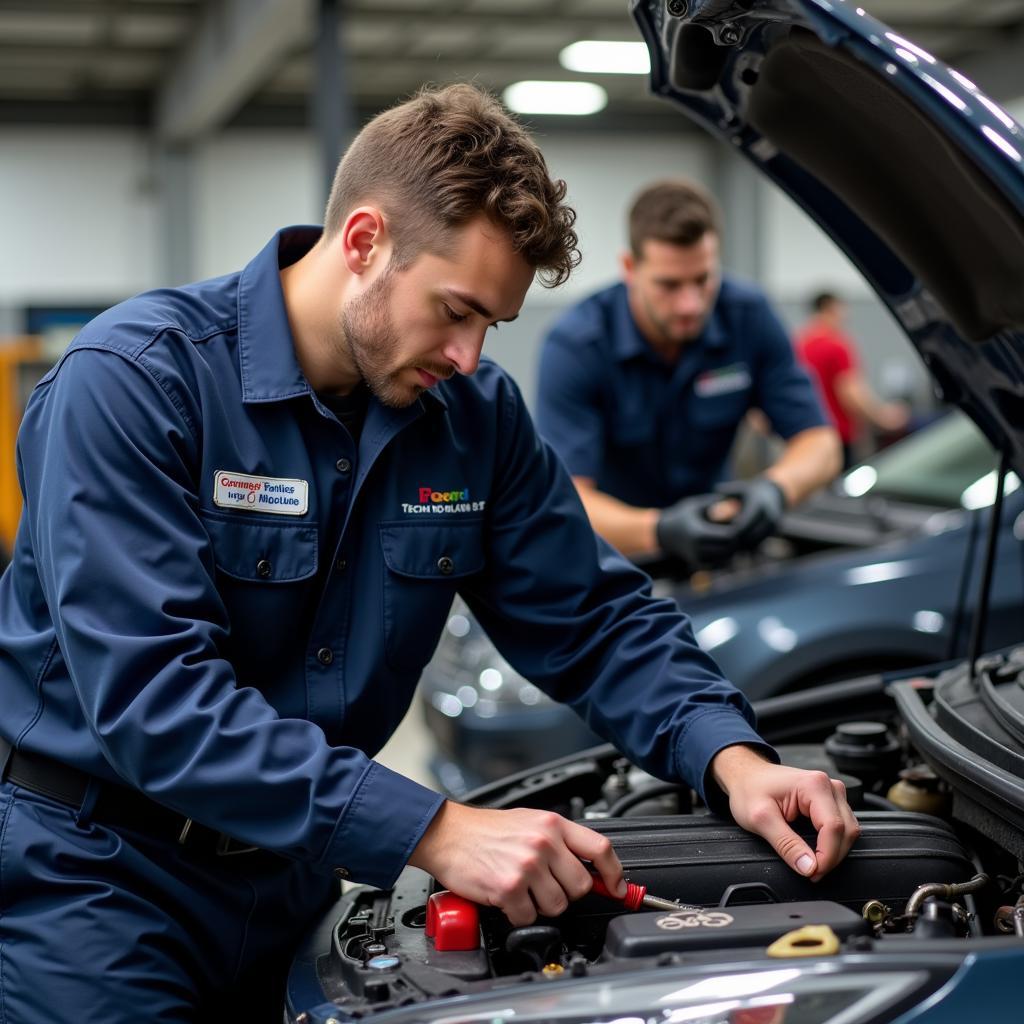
[628, 179, 721, 259]
[323, 83, 580, 287]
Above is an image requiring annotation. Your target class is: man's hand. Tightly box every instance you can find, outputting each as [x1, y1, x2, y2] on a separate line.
[656, 493, 742, 567]
[714, 477, 787, 551]
[408, 802, 626, 926]
[711, 745, 860, 881]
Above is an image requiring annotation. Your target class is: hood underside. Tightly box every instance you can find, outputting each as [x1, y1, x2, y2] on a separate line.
[632, 0, 1024, 477]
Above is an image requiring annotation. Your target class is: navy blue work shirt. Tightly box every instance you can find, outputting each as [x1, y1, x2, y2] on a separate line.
[0, 228, 774, 889]
[536, 280, 826, 508]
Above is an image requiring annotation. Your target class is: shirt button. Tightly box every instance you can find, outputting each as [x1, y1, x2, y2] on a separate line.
[334, 866, 351, 880]
[256, 559, 272, 579]
[316, 647, 334, 666]
[336, 458, 351, 473]
[335, 557, 347, 572]
[437, 555, 454, 576]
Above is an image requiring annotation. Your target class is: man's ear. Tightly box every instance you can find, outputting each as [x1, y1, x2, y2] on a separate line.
[340, 206, 390, 276]
[620, 250, 636, 287]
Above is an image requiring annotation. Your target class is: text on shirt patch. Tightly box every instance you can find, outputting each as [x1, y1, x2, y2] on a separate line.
[694, 363, 752, 398]
[403, 486, 486, 515]
[213, 470, 309, 515]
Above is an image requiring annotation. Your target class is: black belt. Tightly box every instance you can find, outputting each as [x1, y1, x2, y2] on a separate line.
[0, 736, 263, 857]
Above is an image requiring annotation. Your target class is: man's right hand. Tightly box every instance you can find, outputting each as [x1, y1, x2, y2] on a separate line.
[656, 493, 741, 567]
[408, 802, 626, 926]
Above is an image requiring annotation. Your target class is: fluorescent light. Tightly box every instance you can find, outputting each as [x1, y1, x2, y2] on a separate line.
[559, 40, 651, 75]
[503, 80, 607, 115]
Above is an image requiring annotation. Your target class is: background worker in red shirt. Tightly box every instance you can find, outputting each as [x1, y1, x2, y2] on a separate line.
[796, 291, 910, 468]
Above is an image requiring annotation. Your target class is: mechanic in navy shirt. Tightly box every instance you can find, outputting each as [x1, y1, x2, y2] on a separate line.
[537, 179, 841, 566]
[0, 87, 857, 1022]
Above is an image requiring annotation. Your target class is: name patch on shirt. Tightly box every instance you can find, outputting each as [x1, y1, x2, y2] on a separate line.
[695, 364, 751, 398]
[213, 470, 309, 516]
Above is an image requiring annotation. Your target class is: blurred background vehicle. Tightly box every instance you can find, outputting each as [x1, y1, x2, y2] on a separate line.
[421, 410, 1024, 794]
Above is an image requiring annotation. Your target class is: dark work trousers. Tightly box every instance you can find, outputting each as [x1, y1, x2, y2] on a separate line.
[0, 780, 337, 1023]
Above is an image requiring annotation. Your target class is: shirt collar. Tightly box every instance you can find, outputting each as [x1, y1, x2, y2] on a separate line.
[237, 226, 448, 415]
[610, 280, 730, 362]
[237, 226, 320, 404]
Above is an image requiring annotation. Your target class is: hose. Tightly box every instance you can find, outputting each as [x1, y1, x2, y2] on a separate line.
[905, 873, 989, 917]
[606, 782, 689, 817]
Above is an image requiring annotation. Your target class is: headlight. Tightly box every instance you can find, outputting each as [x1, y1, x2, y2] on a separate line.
[353, 961, 950, 1024]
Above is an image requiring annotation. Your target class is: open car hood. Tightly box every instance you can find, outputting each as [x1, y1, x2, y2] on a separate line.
[632, 0, 1024, 476]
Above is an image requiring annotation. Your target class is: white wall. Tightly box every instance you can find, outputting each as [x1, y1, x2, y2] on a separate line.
[0, 128, 160, 312]
[193, 131, 321, 280]
[760, 181, 872, 301]
[0, 123, 923, 403]
[192, 129, 713, 296]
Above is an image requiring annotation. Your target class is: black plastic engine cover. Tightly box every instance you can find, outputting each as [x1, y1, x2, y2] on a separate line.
[604, 900, 870, 958]
[583, 812, 972, 913]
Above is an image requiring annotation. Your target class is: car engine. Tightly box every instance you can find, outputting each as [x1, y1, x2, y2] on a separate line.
[297, 657, 1024, 1019]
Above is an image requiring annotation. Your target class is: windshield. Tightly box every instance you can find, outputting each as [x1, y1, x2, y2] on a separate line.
[839, 411, 1019, 508]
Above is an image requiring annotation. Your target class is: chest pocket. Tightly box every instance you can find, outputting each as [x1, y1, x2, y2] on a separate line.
[688, 388, 751, 431]
[379, 520, 485, 672]
[201, 510, 319, 582]
[199, 510, 318, 667]
[689, 367, 752, 429]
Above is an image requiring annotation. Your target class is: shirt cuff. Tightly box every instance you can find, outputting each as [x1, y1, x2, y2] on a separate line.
[676, 710, 779, 817]
[320, 761, 445, 889]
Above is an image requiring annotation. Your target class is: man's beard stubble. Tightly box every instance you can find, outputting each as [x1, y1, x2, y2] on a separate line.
[339, 263, 456, 407]
[338, 265, 412, 408]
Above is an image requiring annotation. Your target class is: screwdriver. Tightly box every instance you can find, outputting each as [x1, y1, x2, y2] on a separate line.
[589, 872, 683, 912]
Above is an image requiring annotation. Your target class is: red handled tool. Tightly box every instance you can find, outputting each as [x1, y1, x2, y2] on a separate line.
[589, 873, 682, 912]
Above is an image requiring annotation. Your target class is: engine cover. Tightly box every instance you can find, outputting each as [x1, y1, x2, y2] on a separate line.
[583, 811, 973, 912]
[604, 900, 870, 958]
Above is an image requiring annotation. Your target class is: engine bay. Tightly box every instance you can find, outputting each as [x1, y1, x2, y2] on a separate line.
[301, 661, 1024, 1019]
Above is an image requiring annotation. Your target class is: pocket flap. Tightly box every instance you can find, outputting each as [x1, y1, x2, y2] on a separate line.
[200, 510, 318, 582]
[379, 521, 485, 580]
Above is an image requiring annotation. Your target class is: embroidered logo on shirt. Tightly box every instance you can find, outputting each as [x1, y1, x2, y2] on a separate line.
[694, 364, 752, 398]
[213, 471, 309, 515]
[402, 486, 486, 515]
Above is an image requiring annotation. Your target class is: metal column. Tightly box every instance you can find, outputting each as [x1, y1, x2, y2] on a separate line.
[313, 0, 357, 204]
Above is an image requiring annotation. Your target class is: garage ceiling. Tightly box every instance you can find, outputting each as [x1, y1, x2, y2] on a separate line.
[1, 0, 1022, 136]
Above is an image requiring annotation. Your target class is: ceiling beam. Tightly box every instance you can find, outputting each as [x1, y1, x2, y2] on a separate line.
[154, 0, 313, 142]
[0, 0, 189, 13]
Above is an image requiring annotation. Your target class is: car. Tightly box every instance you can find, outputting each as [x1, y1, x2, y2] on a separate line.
[285, 1, 1024, 1020]
[421, 410, 1024, 795]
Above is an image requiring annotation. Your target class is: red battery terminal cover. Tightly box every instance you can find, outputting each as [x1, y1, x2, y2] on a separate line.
[426, 891, 481, 951]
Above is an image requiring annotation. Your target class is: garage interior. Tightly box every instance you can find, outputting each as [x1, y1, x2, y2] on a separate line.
[3, 0, 1024, 804]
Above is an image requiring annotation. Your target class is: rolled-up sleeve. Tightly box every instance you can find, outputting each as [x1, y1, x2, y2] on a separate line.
[464, 374, 777, 810]
[18, 345, 441, 887]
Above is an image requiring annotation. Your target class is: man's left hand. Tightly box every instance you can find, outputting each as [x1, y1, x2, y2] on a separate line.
[714, 477, 787, 550]
[711, 745, 860, 881]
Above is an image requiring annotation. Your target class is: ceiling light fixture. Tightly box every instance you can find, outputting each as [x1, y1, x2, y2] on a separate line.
[559, 40, 651, 75]
[502, 81, 607, 116]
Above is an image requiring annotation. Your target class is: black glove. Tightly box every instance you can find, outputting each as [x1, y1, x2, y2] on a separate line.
[714, 477, 787, 551]
[655, 493, 743, 568]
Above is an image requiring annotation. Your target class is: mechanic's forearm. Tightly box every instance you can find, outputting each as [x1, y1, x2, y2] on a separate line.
[572, 476, 660, 556]
[837, 373, 905, 431]
[762, 426, 841, 506]
[710, 743, 772, 794]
